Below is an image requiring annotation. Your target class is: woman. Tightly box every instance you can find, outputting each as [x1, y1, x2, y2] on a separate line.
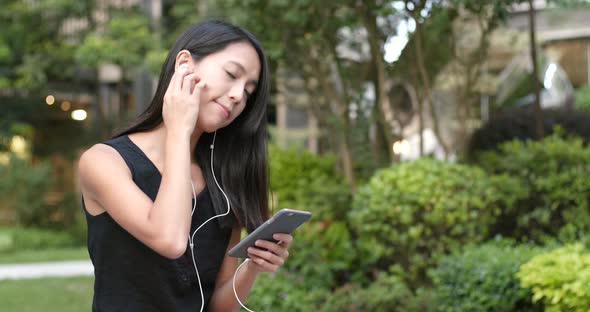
[78, 20, 292, 311]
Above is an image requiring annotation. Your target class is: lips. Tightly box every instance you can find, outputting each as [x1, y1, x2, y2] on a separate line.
[214, 101, 231, 119]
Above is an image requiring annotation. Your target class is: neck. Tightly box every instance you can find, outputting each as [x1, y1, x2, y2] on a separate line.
[153, 124, 204, 161]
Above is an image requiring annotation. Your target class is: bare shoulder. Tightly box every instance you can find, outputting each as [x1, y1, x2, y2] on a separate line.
[78, 143, 131, 193]
[80, 143, 129, 173]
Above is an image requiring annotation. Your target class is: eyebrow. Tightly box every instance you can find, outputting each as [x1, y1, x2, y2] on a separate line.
[228, 61, 258, 89]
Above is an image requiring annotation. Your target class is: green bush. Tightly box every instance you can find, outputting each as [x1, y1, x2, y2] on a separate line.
[0, 157, 82, 230]
[466, 108, 590, 160]
[0, 227, 80, 252]
[269, 145, 351, 220]
[245, 270, 329, 311]
[473, 133, 590, 242]
[349, 158, 525, 286]
[518, 244, 590, 312]
[431, 239, 543, 312]
[0, 156, 54, 227]
[319, 271, 434, 312]
[320, 272, 409, 312]
[269, 146, 355, 287]
[246, 268, 431, 311]
[57, 192, 87, 245]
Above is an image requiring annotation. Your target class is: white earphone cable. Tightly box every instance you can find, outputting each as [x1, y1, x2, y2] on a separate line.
[233, 258, 255, 312]
[189, 131, 256, 312]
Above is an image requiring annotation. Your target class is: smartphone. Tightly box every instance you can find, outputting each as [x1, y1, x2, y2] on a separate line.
[227, 208, 312, 258]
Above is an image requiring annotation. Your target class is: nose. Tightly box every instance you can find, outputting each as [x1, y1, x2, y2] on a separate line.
[228, 83, 245, 105]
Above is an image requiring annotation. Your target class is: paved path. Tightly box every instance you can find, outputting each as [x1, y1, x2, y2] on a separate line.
[0, 260, 94, 280]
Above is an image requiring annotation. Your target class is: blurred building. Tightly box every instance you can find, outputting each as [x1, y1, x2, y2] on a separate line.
[509, 0, 590, 88]
[274, 0, 590, 160]
[383, 0, 588, 161]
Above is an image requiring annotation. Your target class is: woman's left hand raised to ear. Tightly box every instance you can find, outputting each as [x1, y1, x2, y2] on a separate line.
[245, 233, 293, 273]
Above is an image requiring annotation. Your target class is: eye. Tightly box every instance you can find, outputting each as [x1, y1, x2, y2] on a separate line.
[225, 70, 236, 79]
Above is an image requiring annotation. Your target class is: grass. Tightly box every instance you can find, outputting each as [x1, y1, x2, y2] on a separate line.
[0, 276, 93, 311]
[0, 247, 88, 264]
[0, 227, 94, 310]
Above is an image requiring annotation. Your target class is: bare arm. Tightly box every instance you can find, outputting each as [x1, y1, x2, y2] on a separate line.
[208, 227, 293, 312]
[208, 227, 257, 312]
[79, 65, 204, 259]
[79, 132, 191, 258]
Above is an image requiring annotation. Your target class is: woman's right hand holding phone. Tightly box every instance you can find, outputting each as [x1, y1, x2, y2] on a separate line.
[162, 64, 206, 137]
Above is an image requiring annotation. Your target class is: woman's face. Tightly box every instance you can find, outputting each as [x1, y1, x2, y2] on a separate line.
[177, 41, 261, 133]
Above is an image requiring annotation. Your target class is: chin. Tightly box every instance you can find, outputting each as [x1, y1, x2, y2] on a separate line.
[199, 121, 230, 133]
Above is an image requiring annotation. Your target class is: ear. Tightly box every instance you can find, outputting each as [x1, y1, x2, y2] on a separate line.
[174, 50, 195, 71]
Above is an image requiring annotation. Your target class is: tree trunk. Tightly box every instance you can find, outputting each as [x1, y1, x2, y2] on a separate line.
[410, 69, 425, 156]
[528, 0, 544, 139]
[358, 1, 396, 161]
[308, 45, 357, 192]
[414, 21, 450, 157]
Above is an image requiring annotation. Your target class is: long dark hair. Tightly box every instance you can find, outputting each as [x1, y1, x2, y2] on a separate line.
[114, 20, 270, 232]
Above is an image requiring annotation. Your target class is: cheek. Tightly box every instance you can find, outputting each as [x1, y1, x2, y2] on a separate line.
[193, 66, 219, 86]
[229, 103, 247, 121]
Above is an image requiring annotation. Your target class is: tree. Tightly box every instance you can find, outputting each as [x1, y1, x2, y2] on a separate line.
[394, 0, 544, 156]
[215, 0, 369, 190]
[214, 0, 425, 189]
[527, 0, 544, 139]
[452, 0, 590, 142]
[355, 0, 403, 162]
[393, 0, 454, 157]
[455, 0, 590, 142]
[0, 0, 96, 159]
[75, 5, 153, 133]
[446, 0, 527, 151]
[0, 0, 89, 93]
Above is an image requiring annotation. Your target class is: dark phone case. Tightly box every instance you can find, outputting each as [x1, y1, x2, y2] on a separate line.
[227, 209, 312, 258]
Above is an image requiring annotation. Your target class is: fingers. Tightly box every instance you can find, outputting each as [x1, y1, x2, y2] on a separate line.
[191, 80, 206, 96]
[248, 254, 280, 272]
[162, 64, 202, 133]
[166, 65, 204, 102]
[251, 239, 289, 259]
[247, 246, 285, 267]
[247, 248, 282, 273]
[273, 233, 293, 248]
[246, 234, 294, 273]
[181, 74, 200, 95]
[169, 64, 188, 94]
[171, 64, 198, 93]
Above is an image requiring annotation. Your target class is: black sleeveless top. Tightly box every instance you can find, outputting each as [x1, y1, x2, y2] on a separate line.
[83, 135, 233, 312]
